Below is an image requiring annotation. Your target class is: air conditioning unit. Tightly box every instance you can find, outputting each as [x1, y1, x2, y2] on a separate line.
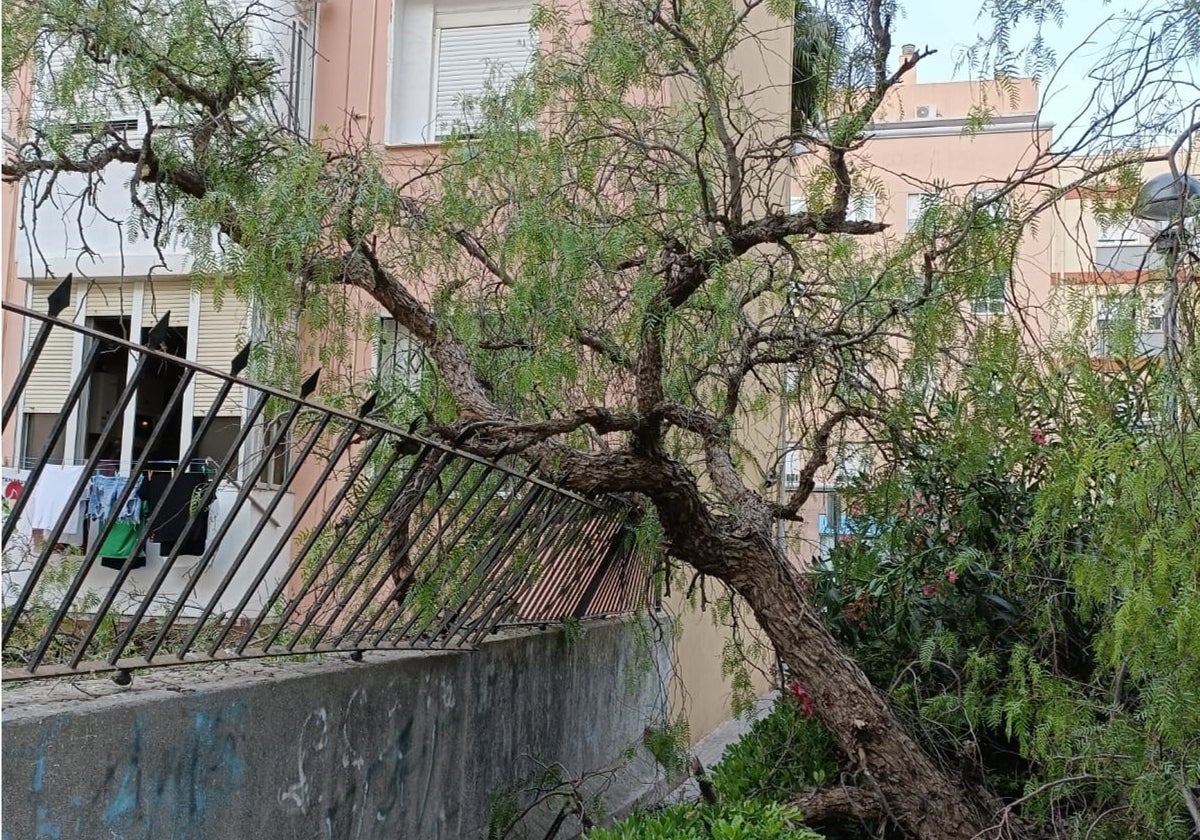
[914, 104, 937, 120]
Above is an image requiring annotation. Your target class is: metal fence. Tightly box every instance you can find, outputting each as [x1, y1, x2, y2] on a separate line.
[1, 278, 652, 682]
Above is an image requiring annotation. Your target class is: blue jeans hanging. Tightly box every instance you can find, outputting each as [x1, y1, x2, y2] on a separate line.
[87, 474, 144, 524]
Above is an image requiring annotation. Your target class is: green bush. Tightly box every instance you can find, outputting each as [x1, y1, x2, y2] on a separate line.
[586, 800, 823, 840]
[709, 697, 838, 802]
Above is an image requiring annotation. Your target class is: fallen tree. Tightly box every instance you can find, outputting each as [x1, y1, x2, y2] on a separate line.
[5, 0, 1195, 835]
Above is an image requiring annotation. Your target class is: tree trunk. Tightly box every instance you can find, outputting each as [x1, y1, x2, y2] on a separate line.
[642, 472, 1004, 840]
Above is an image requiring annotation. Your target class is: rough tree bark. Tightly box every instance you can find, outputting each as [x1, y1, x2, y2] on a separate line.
[542, 447, 1006, 840]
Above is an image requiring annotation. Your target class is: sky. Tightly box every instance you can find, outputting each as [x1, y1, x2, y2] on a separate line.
[892, 0, 1197, 150]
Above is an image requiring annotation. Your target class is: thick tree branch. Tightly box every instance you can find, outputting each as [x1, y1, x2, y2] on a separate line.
[778, 407, 878, 517]
[790, 785, 886, 823]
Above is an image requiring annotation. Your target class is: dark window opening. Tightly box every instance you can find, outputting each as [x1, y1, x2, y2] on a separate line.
[85, 316, 188, 466]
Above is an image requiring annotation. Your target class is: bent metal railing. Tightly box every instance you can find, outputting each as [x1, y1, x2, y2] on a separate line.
[1, 278, 652, 682]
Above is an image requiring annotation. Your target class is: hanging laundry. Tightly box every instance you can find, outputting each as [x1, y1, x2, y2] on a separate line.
[25, 465, 87, 545]
[87, 474, 144, 524]
[142, 472, 211, 557]
[98, 518, 147, 570]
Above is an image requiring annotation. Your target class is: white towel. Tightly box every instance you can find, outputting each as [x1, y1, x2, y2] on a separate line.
[25, 465, 87, 544]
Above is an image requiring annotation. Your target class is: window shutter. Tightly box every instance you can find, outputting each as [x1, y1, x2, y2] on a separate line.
[432, 23, 534, 138]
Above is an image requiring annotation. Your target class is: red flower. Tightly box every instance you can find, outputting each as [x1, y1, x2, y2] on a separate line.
[1030, 428, 1048, 446]
[787, 679, 816, 717]
[945, 570, 959, 584]
[921, 584, 941, 597]
[838, 534, 856, 546]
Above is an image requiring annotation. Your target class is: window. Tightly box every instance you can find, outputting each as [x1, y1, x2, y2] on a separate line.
[971, 272, 1007, 316]
[783, 365, 799, 393]
[286, 12, 317, 137]
[846, 194, 877, 223]
[1094, 296, 1126, 356]
[1095, 296, 1123, 333]
[431, 13, 535, 139]
[788, 193, 873, 221]
[972, 187, 1006, 221]
[1143, 296, 1163, 333]
[263, 414, 292, 486]
[1097, 220, 1138, 246]
[783, 446, 801, 490]
[906, 192, 936, 232]
[21, 413, 67, 466]
[835, 443, 869, 483]
[389, 3, 534, 144]
[378, 318, 424, 389]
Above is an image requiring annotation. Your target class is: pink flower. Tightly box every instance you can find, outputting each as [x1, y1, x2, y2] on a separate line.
[787, 679, 816, 717]
[838, 534, 856, 546]
[945, 570, 959, 584]
[1030, 428, 1048, 446]
[921, 584, 940, 597]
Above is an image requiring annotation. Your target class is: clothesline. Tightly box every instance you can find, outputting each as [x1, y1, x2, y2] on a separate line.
[16, 457, 210, 472]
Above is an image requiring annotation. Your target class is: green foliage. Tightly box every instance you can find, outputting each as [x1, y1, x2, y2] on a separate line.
[486, 783, 522, 840]
[709, 697, 838, 803]
[586, 799, 824, 840]
[588, 697, 861, 839]
[560, 616, 584, 648]
[817, 317, 1200, 837]
[644, 715, 692, 776]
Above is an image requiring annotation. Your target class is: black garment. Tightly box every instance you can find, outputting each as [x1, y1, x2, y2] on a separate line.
[141, 472, 211, 557]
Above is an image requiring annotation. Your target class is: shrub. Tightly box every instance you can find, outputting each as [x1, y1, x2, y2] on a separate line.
[586, 800, 824, 840]
[709, 696, 838, 802]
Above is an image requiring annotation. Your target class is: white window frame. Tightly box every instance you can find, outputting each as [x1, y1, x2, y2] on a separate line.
[846, 193, 877, 223]
[285, 8, 317, 138]
[783, 365, 799, 393]
[1145, 296, 1164, 333]
[1097, 219, 1139, 246]
[906, 192, 936, 232]
[1094, 295, 1125, 346]
[387, 0, 533, 145]
[972, 187, 1006, 221]
[971, 272, 1008, 317]
[835, 443, 868, 483]
[377, 317, 424, 390]
[782, 446, 801, 491]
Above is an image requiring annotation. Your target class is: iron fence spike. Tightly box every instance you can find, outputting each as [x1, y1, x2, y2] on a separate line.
[231, 342, 252, 375]
[48, 273, 73, 317]
[146, 310, 172, 347]
[300, 369, 321, 397]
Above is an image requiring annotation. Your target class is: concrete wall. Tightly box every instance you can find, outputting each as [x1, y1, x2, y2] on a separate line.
[1, 618, 673, 840]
